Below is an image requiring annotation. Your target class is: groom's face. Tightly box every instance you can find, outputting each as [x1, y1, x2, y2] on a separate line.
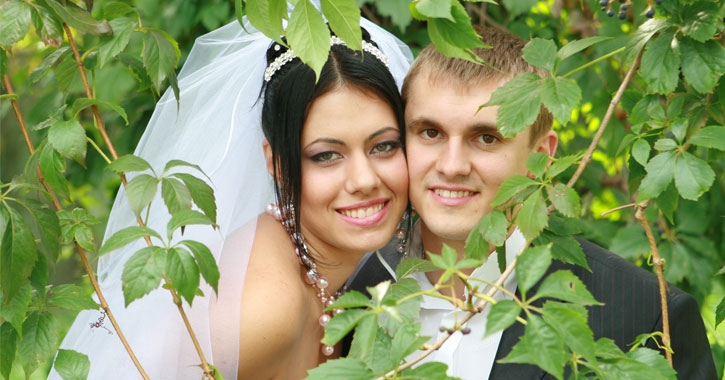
[404, 72, 538, 241]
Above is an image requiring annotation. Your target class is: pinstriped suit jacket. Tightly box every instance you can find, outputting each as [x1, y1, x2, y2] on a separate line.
[488, 239, 717, 380]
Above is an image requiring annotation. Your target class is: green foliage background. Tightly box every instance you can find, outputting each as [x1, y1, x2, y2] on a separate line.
[0, 0, 723, 379]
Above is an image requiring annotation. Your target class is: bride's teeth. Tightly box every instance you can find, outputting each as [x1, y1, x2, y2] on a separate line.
[341, 203, 384, 219]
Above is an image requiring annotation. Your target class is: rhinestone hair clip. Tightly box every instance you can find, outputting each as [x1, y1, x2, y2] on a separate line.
[263, 35, 390, 82]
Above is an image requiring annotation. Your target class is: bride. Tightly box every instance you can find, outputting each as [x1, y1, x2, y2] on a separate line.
[51, 7, 412, 380]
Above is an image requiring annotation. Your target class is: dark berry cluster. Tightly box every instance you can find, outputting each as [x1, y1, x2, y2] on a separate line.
[599, 0, 656, 20]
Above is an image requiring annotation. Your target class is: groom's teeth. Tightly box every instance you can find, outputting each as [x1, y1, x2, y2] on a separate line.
[434, 189, 472, 198]
[342, 203, 383, 219]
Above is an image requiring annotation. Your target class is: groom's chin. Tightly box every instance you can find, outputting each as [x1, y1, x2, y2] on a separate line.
[419, 216, 477, 243]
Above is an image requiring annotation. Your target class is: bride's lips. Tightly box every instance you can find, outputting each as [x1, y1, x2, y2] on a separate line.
[336, 199, 390, 227]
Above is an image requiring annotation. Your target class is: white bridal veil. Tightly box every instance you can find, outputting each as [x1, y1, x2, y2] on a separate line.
[50, 6, 412, 380]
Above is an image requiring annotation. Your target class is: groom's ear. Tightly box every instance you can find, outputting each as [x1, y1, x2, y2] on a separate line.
[262, 139, 275, 177]
[535, 130, 558, 157]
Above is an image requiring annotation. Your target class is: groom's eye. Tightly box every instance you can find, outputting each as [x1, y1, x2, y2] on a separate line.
[422, 129, 439, 139]
[477, 134, 497, 145]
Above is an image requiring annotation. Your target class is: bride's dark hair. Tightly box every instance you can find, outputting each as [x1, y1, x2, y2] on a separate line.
[260, 28, 404, 256]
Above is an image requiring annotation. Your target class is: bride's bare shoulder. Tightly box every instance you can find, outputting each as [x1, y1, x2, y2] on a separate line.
[237, 213, 309, 373]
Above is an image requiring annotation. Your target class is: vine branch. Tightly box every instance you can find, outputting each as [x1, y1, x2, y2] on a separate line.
[2, 73, 149, 380]
[63, 23, 216, 379]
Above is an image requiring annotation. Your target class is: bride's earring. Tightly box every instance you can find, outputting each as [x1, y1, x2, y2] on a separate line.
[394, 207, 413, 256]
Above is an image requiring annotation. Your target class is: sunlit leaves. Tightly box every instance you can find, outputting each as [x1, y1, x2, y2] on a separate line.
[485, 73, 544, 138]
[541, 302, 596, 363]
[491, 175, 538, 207]
[526, 152, 548, 178]
[626, 18, 669, 63]
[166, 247, 199, 305]
[246, 0, 287, 46]
[99, 226, 160, 255]
[48, 119, 87, 164]
[516, 244, 551, 295]
[287, 0, 330, 80]
[673, 151, 715, 200]
[395, 257, 438, 279]
[522, 38, 557, 74]
[179, 240, 219, 294]
[305, 357, 372, 380]
[172, 173, 217, 224]
[486, 299, 521, 336]
[0, 0, 32, 49]
[328, 290, 370, 310]
[161, 177, 192, 215]
[546, 184, 580, 218]
[641, 32, 680, 95]
[122, 246, 165, 306]
[500, 314, 568, 380]
[679, 1, 720, 42]
[541, 77, 581, 125]
[680, 38, 725, 94]
[322, 308, 369, 346]
[0, 207, 38, 302]
[466, 210, 507, 260]
[515, 189, 548, 241]
[142, 29, 181, 94]
[54, 349, 91, 380]
[637, 151, 676, 201]
[167, 209, 214, 240]
[556, 36, 612, 64]
[426, 1, 485, 63]
[107, 154, 153, 174]
[535, 270, 601, 306]
[321, 0, 361, 50]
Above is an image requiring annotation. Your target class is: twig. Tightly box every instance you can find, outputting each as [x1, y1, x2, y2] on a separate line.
[634, 200, 672, 365]
[63, 23, 215, 379]
[567, 47, 644, 188]
[600, 202, 636, 216]
[2, 73, 149, 380]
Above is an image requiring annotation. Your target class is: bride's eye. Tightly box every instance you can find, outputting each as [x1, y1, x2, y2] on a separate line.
[310, 151, 341, 162]
[371, 141, 400, 155]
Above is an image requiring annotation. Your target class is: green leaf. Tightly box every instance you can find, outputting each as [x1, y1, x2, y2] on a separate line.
[629, 94, 659, 125]
[328, 290, 370, 310]
[48, 284, 98, 311]
[54, 52, 80, 92]
[546, 184, 580, 218]
[542, 301, 596, 363]
[167, 209, 213, 240]
[126, 174, 159, 216]
[389, 323, 427, 366]
[26, 199, 61, 262]
[0, 49, 6, 79]
[491, 175, 538, 207]
[414, 0, 453, 20]
[486, 300, 521, 336]
[427, 1, 486, 63]
[161, 177, 192, 215]
[526, 152, 549, 179]
[655, 182, 678, 224]
[1, 208, 38, 303]
[321, 308, 369, 346]
[246, 0, 286, 46]
[546, 154, 577, 179]
[173, 173, 217, 224]
[395, 258, 438, 279]
[107, 154, 153, 174]
[103, 1, 137, 18]
[98, 17, 136, 68]
[500, 0, 537, 16]
[166, 247, 200, 305]
[654, 138, 678, 152]
[142, 29, 180, 93]
[534, 232, 589, 271]
[30, 2, 63, 47]
[688, 126, 725, 151]
[680, 38, 725, 94]
[48, 119, 87, 164]
[609, 224, 650, 260]
[631, 138, 651, 166]
[673, 151, 715, 201]
[99, 226, 160, 256]
[627, 347, 677, 379]
[305, 357, 372, 380]
[516, 244, 551, 295]
[0, 282, 32, 336]
[71, 97, 129, 125]
[541, 77, 581, 125]
[640, 32, 680, 95]
[515, 189, 548, 241]
[320, 0, 361, 50]
[0, 0, 32, 49]
[535, 270, 601, 306]
[0, 322, 18, 380]
[670, 118, 688, 143]
[466, 210, 507, 260]
[39, 143, 70, 201]
[716, 296, 725, 327]
[122, 246, 166, 306]
[18, 311, 57, 377]
[522, 38, 557, 74]
[499, 314, 568, 380]
[556, 36, 612, 64]
[626, 18, 669, 63]
[287, 0, 330, 80]
[484, 72, 544, 138]
[348, 314, 377, 359]
[73, 223, 95, 251]
[637, 152, 676, 201]
[44, 0, 111, 35]
[118, 53, 153, 91]
[163, 160, 210, 179]
[179, 240, 219, 294]
[679, 2, 720, 42]
[375, 0, 412, 32]
[29, 249, 49, 290]
[54, 349, 90, 380]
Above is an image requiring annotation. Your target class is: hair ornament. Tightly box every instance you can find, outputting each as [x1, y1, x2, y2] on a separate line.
[264, 35, 390, 82]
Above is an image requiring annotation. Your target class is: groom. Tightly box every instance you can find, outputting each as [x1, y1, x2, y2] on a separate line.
[358, 27, 716, 379]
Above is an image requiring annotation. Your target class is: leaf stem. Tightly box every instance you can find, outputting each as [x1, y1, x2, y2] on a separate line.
[87, 136, 112, 164]
[560, 46, 626, 78]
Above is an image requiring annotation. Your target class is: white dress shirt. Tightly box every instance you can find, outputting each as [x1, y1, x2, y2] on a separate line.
[404, 222, 524, 379]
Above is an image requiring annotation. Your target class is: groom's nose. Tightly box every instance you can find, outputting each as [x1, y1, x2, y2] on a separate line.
[435, 138, 472, 178]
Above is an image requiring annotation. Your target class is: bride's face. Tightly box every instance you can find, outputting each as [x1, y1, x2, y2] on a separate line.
[298, 86, 408, 262]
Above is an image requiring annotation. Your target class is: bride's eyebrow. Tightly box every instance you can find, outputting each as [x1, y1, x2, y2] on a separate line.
[365, 127, 399, 143]
[304, 127, 399, 149]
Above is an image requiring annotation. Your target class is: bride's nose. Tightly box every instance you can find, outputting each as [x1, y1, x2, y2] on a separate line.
[344, 154, 381, 194]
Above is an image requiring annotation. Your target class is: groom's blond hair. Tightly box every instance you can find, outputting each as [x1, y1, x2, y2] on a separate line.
[402, 26, 553, 146]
